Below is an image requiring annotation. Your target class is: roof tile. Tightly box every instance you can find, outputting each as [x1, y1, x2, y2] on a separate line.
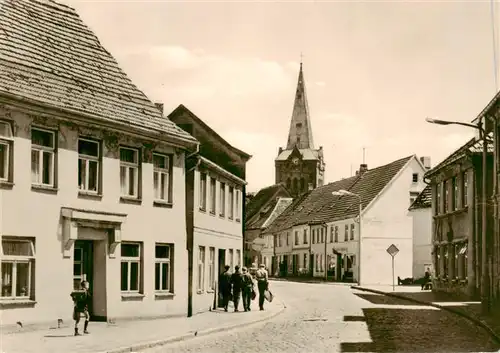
[409, 185, 431, 210]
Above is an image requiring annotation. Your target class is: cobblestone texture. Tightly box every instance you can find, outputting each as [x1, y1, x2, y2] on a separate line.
[143, 282, 500, 353]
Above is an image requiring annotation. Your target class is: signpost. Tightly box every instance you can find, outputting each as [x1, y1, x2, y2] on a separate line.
[386, 244, 399, 292]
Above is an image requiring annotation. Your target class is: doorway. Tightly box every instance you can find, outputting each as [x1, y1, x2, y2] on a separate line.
[217, 249, 226, 308]
[73, 240, 94, 316]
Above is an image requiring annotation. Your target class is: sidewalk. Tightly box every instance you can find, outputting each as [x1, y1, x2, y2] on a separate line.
[1, 300, 285, 353]
[352, 284, 500, 344]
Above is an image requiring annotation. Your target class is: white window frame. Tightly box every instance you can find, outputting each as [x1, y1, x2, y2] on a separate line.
[120, 243, 141, 293]
[119, 147, 139, 198]
[350, 224, 355, 241]
[0, 121, 13, 182]
[31, 127, 55, 187]
[153, 153, 171, 202]
[78, 138, 100, 193]
[236, 249, 241, 267]
[228, 186, 234, 220]
[209, 177, 216, 214]
[1, 238, 35, 299]
[199, 172, 207, 210]
[155, 244, 172, 293]
[335, 226, 339, 242]
[235, 189, 241, 221]
[219, 182, 226, 217]
[208, 247, 215, 290]
[197, 246, 206, 292]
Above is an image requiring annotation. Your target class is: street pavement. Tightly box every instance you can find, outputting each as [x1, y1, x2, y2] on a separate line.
[143, 280, 500, 353]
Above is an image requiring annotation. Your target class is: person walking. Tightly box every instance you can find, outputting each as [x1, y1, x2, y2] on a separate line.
[219, 265, 232, 312]
[241, 267, 254, 311]
[255, 263, 269, 311]
[70, 280, 91, 336]
[231, 265, 243, 312]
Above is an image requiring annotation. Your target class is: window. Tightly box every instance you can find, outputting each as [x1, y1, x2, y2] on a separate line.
[334, 226, 339, 242]
[330, 226, 334, 243]
[209, 177, 216, 214]
[286, 232, 290, 246]
[344, 225, 348, 241]
[197, 246, 205, 291]
[303, 229, 308, 244]
[456, 242, 468, 279]
[433, 246, 440, 277]
[229, 186, 234, 220]
[1, 238, 35, 299]
[219, 182, 226, 217]
[274, 235, 278, 248]
[155, 244, 173, 293]
[303, 253, 307, 269]
[236, 189, 241, 221]
[444, 180, 449, 213]
[320, 254, 323, 271]
[153, 154, 171, 202]
[453, 177, 458, 211]
[31, 128, 55, 186]
[120, 147, 139, 197]
[278, 234, 282, 247]
[462, 172, 468, 207]
[315, 254, 319, 271]
[228, 249, 234, 270]
[312, 229, 315, 244]
[350, 224, 355, 240]
[236, 249, 241, 267]
[0, 121, 13, 182]
[78, 139, 100, 193]
[436, 183, 442, 215]
[208, 247, 215, 290]
[412, 173, 418, 183]
[121, 243, 141, 292]
[295, 231, 299, 245]
[199, 172, 207, 210]
[321, 228, 324, 243]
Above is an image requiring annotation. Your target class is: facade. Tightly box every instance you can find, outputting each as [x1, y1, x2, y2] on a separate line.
[265, 155, 428, 285]
[408, 185, 433, 279]
[168, 105, 250, 315]
[244, 184, 291, 267]
[425, 134, 493, 298]
[275, 63, 325, 197]
[0, 0, 198, 327]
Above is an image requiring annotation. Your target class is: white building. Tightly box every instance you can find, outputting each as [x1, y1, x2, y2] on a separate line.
[408, 185, 433, 279]
[265, 155, 428, 286]
[0, 0, 198, 328]
[168, 105, 251, 315]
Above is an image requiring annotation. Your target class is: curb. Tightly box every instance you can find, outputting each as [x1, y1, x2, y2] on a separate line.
[96, 300, 287, 353]
[351, 285, 500, 345]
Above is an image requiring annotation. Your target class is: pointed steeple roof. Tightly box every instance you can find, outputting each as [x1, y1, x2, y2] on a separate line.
[286, 63, 315, 150]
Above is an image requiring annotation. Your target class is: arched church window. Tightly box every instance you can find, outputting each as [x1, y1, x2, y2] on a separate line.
[300, 178, 305, 192]
[286, 178, 291, 190]
[293, 178, 298, 193]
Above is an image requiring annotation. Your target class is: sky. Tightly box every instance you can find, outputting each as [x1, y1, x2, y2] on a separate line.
[65, 0, 500, 193]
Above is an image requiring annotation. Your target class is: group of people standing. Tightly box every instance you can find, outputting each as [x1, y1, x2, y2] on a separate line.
[219, 264, 270, 312]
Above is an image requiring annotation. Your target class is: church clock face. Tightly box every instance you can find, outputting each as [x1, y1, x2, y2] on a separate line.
[292, 157, 299, 165]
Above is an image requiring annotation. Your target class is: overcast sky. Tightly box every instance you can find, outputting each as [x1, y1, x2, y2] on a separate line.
[66, 0, 499, 192]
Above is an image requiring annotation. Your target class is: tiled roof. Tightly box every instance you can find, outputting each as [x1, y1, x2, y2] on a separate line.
[425, 133, 493, 178]
[245, 183, 291, 226]
[275, 148, 319, 161]
[246, 197, 293, 230]
[262, 197, 294, 229]
[409, 185, 432, 210]
[0, 0, 197, 145]
[264, 155, 414, 234]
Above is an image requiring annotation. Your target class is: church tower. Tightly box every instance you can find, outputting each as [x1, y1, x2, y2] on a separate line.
[275, 63, 325, 197]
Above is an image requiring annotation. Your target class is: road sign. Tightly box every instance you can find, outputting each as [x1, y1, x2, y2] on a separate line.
[386, 244, 399, 257]
[386, 244, 399, 292]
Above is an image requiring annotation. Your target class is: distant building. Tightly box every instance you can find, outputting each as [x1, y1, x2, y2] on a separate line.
[264, 155, 427, 285]
[408, 185, 433, 279]
[0, 0, 198, 327]
[168, 105, 251, 315]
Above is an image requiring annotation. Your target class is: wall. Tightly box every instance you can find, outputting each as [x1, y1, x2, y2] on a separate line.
[0, 104, 189, 327]
[410, 208, 433, 279]
[291, 225, 310, 274]
[323, 220, 358, 280]
[360, 157, 426, 286]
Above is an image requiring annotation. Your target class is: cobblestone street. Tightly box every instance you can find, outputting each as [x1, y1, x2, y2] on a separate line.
[144, 281, 500, 353]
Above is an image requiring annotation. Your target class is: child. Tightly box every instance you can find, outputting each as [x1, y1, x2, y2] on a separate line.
[70, 280, 91, 336]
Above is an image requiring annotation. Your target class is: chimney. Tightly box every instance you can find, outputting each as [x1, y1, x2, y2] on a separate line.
[308, 183, 314, 191]
[278, 147, 283, 154]
[359, 163, 368, 175]
[155, 103, 164, 114]
[420, 156, 431, 170]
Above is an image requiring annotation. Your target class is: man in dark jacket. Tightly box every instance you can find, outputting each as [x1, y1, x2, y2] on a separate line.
[219, 265, 232, 312]
[231, 265, 243, 312]
[241, 267, 255, 311]
[71, 280, 91, 336]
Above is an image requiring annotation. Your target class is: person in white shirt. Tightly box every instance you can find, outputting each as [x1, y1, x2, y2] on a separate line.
[255, 264, 269, 310]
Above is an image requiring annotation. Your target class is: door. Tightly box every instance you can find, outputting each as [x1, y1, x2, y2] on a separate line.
[309, 254, 314, 276]
[217, 249, 226, 308]
[73, 240, 94, 318]
[292, 254, 297, 275]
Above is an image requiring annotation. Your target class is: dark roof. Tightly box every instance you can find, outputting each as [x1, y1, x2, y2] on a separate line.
[245, 184, 291, 226]
[168, 104, 251, 159]
[264, 155, 415, 234]
[0, 0, 196, 145]
[424, 133, 493, 178]
[409, 185, 432, 210]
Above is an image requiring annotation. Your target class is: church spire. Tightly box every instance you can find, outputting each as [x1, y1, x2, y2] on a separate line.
[286, 62, 314, 150]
